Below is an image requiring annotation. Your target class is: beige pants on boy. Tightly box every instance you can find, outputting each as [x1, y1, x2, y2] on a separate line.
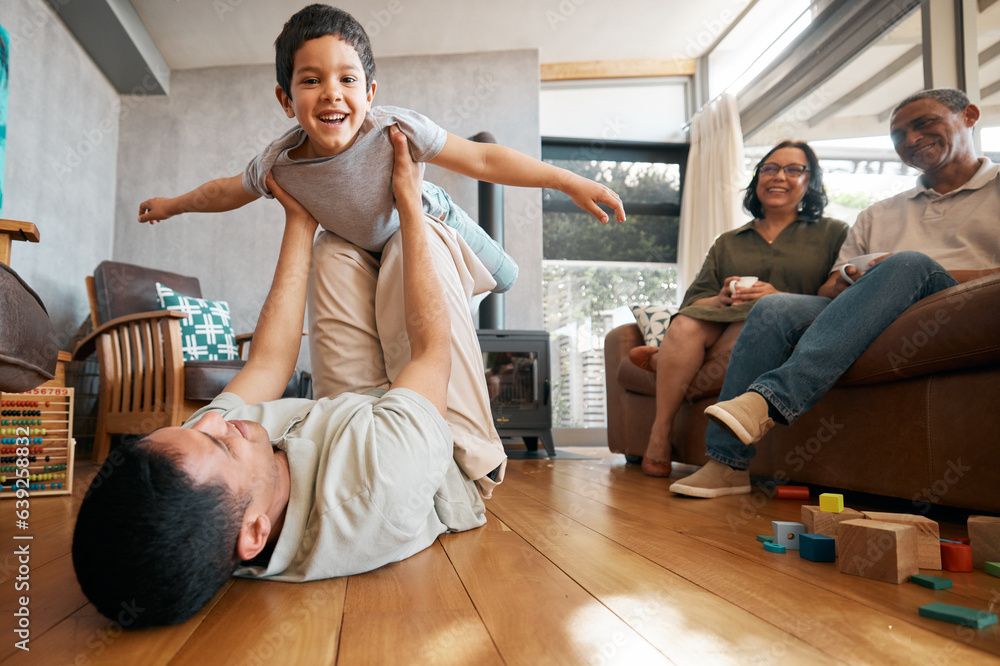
[307, 216, 507, 498]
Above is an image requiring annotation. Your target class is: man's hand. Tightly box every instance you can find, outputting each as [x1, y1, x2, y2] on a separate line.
[390, 125, 423, 212]
[221, 172, 316, 405]
[388, 125, 451, 418]
[138, 197, 177, 224]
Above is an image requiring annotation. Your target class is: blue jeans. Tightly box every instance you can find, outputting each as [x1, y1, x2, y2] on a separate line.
[422, 182, 519, 293]
[708, 251, 959, 469]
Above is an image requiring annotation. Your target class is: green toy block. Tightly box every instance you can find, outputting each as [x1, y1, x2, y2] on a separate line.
[763, 541, 786, 554]
[910, 574, 953, 590]
[919, 603, 998, 629]
[986, 562, 1000, 578]
[799, 533, 836, 562]
[756, 534, 775, 543]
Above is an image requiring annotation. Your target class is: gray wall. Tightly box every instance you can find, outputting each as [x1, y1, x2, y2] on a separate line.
[113, 49, 542, 371]
[1, 0, 120, 347]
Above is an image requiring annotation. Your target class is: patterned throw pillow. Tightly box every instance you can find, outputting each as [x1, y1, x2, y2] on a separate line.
[155, 282, 239, 361]
[631, 304, 679, 347]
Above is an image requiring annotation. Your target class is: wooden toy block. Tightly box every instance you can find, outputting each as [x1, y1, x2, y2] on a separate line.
[799, 533, 836, 562]
[985, 562, 1000, 578]
[801, 505, 864, 537]
[837, 519, 918, 584]
[756, 534, 774, 543]
[775, 485, 809, 500]
[967, 516, 1000, 569]
[772, 521, 805, 550]
[862, 512, 941, 570]
[910, 574, 952, 590]
[818, 493, 844, 513]
[763, 541, 786, 553]
[940, 542, 973, 572]
[919, 602, 998, 629]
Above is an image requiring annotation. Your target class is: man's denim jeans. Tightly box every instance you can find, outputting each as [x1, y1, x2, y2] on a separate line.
[708, 251, 959, 469]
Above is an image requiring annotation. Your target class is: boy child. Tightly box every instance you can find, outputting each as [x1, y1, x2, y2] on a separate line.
[138, 3, 626, 295]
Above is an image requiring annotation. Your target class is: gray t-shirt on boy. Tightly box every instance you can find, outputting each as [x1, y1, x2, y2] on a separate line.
[244, 105, 448, 252]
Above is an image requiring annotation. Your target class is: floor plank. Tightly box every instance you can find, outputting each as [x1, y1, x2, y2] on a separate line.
[440, 513, 671, 665]
[487, 480, 838, 665]
[338, 540, 502, 665]
[4, 454, 1000, 665]
[501, 463, 1000, 664]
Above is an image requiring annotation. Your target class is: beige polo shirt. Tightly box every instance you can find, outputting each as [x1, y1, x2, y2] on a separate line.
[184, 388, 486, 582]
[836, 158, 1000, 272]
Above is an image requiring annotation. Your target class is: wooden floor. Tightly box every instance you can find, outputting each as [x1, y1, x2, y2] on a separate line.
[2, 448, 999, 665]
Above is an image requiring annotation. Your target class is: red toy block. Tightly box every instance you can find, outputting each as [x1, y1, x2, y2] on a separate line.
[940, 541, 973, 572]
[776, 486, 809, 500]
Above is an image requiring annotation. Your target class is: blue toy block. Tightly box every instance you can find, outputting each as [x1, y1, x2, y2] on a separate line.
[910, 574, 953, 590]
[799, 533, 836, 562]
[919, 603, 998, 629]
[772, 521, 806, 550]
[763, 541, 786, 554]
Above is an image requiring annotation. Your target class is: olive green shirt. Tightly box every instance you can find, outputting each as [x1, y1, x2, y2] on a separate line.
[679, 216, 849, 323]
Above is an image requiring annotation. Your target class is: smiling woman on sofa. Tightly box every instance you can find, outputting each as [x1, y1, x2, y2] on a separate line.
[633, 141, 847, 477]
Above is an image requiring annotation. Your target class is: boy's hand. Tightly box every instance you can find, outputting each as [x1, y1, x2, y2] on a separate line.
[565, 174, 626, 224]
[138, 197, 176, 224]
[390, 125, 423, 210]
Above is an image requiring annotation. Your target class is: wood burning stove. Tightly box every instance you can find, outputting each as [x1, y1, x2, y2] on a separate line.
[477, 329, 554, 456]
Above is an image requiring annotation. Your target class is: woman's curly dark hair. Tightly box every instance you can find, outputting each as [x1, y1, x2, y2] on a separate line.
[743, 141, 828, 221]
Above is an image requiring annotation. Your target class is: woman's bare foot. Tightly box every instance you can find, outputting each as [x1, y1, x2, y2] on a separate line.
[628, 346, 659, 372]
[641, 427, 672, 477]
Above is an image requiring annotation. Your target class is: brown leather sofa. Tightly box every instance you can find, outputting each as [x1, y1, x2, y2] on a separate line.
[604, 273, 1000, 513]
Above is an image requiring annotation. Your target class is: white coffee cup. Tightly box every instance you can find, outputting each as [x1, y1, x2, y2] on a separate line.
[839, 253, 889, 285]
[731, 276, 758, 293]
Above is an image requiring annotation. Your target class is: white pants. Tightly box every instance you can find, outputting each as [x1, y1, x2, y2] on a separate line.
[307, 217, 507, 498]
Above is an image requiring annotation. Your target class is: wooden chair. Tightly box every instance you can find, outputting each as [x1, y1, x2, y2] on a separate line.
[73, 260, 296, 463]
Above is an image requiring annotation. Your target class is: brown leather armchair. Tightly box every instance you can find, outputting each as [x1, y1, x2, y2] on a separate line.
[74, 261, 300, 463]
[604, 273, 1000, 513]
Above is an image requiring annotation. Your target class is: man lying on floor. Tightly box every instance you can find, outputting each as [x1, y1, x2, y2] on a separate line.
[72, 127, 495, 628]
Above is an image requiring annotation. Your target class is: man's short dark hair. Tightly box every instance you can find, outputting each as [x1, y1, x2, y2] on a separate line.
[275, 4, 376, 99]
[891, 88, 971, 117]
[743, 140, 828, 221]
[72, 439, 248, 628]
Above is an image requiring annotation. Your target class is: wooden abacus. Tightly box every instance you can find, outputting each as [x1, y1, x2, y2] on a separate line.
[0, 388, 75, 498]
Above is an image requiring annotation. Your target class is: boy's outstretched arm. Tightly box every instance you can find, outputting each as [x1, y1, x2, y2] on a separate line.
[429, 133, 626, 224]
[388, 125, 451, 418]
[138, 174, 260, 223]
[222, 172, 317, 405]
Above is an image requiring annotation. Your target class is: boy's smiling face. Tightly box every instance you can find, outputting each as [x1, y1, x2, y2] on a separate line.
[277, 34, 376, 159]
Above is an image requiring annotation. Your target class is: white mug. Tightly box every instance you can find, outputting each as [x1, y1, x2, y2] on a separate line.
[731, 276, 758, 294]
[839, 253, 889, 285]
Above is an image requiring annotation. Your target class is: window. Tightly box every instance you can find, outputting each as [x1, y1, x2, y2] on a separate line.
[541, 139, 688, 428]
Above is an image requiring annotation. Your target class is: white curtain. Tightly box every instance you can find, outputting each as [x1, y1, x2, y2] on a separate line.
[677, 93, 747, 300]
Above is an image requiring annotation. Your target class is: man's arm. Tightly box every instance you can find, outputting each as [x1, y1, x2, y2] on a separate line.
[429, 133, 626, 225]
[138, 175, 260, 223]
[389, 126, 451, 418]
[222, 173, 316, 404]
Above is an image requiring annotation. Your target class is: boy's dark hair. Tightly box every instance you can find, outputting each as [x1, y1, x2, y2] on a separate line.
[72, 439, 248, 628]
[891, 88, 971, 118]
[275, 4, 376, 99]
[743, 140, 828, 221]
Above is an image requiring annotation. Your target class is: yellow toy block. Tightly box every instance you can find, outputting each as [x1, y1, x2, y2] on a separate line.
[819, 493, 844, 513]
